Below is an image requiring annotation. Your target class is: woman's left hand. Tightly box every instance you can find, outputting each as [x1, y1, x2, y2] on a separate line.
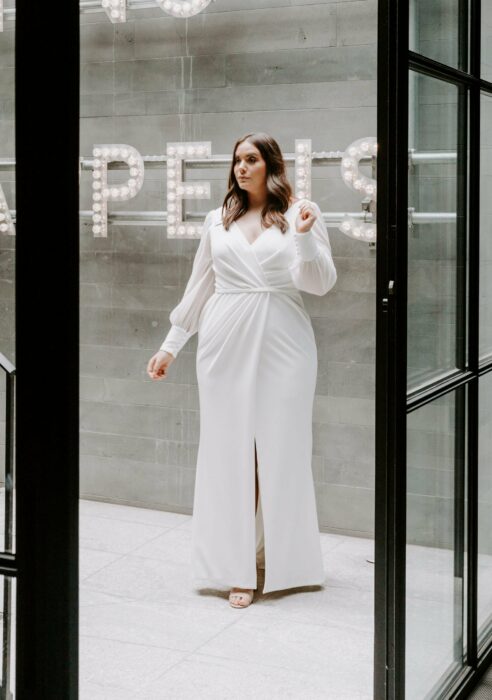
[295, 201, 317, 234]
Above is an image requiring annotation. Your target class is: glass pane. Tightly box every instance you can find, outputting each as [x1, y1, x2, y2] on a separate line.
[0, 0, 16, 555]
[478, 372, 492, 645]
[409, 0, 462, 70]
[406, 389, 466, 699]
[480, 92, 492, 360]
[0, 575, 16, 698]
[483, 1, 492, 81]
[408, 71, 466, 391]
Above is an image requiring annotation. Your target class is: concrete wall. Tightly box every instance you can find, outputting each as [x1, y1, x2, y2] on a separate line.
[76, 0, 378, 537]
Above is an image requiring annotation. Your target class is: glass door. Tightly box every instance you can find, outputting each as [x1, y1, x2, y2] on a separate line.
[376, 0, 492, 697]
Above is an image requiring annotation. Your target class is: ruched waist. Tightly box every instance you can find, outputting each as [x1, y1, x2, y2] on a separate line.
[215, 286, 298, 295]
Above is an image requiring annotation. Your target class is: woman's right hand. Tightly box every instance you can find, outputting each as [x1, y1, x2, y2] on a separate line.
[146, 350, 175, 380]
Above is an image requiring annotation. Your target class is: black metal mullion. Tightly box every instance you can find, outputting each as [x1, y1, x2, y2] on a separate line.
[465, 0, 481, 671]
[409, 51, 492, 93]
[15, 0, 80, 697]
[375, 0, 409, 697]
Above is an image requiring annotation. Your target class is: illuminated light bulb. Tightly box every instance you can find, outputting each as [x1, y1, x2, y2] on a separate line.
[354, 180, 362, 190]
[168, 158, 176, 167]
[111, 11, 120, 20]
[0, 213, 5, 221]
[342, 158, 353, 168]
[366, 185, 375, 195]
[343, 172, 353, 182]
[341, 221, 351, 232]
[187, 146, 195, 155]
[102, 0, 110, 6]
[183, 2, 191, 11]
[121, 187, 129, 197]
[177, 146, 185, 155]
[168, 181, 176, 190]
[102, 148, 110, 157]
[297, 144, 306, 153]
[178, 225, 186, 235]
[121, 148, 129, 158]
[93, 170, 101, 179]
[93, 159, 101, 168]
[168, 192, 176, 201]
[177, 186, 184, 195]
[127, 178, 136, 188]
[348, 147, 357, 156]
[185, 186, 194, 195]
[93, 225, 101, 234]
[127, 156, 137, 166]
[111, 188, 119, 198]
[168, 146, 176, 155]
[168, 203, 176, 212]
[360, 141, 369, 151]
[168, 215, 176, 223]
[353, 227, 361, 237]
[102, 188, 110, 197]
[297, 190, 306, 198]
[0, 224, 8, 233]
[93, 193, 102, 201]
[129, 167, 139, 176]
[196, 186, 204, 195]
[168, 169, 176, 178]
[93, 147, 102, 157]
[93, 203, 102, 212]
[93, 181, 102, 190]
[93, 214, 102, 223]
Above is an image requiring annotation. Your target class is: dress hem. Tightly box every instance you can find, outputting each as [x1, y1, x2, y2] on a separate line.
[192, 574, 326, 595]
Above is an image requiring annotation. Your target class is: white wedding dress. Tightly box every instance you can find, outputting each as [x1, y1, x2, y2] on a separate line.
[160, 198, 337, 593]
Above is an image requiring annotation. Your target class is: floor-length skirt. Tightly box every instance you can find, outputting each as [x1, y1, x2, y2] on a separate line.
[191, 288, 325, 595]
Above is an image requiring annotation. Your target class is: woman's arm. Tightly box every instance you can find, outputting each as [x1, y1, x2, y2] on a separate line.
[159, 208, 216, 359]
[288, 201, 337, 296]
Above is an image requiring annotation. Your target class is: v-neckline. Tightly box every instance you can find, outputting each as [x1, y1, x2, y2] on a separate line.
[232, 199, 304, 248]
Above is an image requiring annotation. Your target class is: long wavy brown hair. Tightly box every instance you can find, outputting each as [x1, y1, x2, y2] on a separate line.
[221, 133, 295, 234]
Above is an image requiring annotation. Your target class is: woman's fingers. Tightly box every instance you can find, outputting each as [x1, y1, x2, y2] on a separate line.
[147, 352, 170, 380]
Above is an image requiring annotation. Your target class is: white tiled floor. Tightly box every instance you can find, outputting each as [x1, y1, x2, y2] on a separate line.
[79, 498, 375, 700]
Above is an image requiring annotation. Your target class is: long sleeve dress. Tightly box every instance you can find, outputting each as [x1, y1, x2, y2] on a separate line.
[159, 198, 337, 594]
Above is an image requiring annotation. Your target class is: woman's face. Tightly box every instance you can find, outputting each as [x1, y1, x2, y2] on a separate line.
[233, 141, 267, 193]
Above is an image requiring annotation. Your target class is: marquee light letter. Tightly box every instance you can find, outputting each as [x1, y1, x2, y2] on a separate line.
[102, 0, 126, 23]
[0, 185, 15, 236]
[339, 136, 377, 242]
[295, 139, 312, 200]
[166, 141, 211, 239]
[91, 144, 144, 238]
[155, 0, 212, 18]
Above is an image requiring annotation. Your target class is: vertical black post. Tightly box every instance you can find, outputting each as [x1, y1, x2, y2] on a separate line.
[15, 1, 80, 697]
[466, 0, 481, 669]
[375, 0, 409, 698]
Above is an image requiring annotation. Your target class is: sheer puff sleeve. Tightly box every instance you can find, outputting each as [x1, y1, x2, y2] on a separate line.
[288, 200, 337, 296]
[159, 208, 216, 359]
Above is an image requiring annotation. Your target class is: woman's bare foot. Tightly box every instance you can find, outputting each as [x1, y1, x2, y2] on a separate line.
[229, 587, 254, 608]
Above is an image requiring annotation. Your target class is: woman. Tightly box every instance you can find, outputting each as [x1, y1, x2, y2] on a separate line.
[147, 132, 337, 609]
